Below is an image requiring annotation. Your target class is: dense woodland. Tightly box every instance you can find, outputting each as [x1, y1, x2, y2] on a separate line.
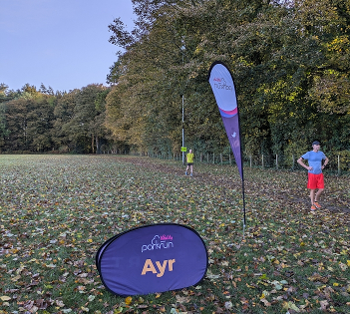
[0, 83, 116, 154]
[1, 0, 350, 167]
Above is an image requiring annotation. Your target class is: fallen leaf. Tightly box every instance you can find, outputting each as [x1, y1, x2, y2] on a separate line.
[319, 300, 329, 310]
[56, 300, 65, 307]
[176, 295, 191, 303]
[125, 296, 132, 305]
[260, 298, 271, 307]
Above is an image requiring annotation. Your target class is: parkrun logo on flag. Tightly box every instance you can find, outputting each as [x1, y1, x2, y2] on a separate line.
[213, 77, 233, 91]
[141, 234, 174, 253]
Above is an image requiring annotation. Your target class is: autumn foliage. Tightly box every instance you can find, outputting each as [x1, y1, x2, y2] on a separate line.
[0, 155, 349, 313]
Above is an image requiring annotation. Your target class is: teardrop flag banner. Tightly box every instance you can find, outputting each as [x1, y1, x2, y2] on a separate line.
[208, 61, 246, 229]
[96, 223, 208, 296]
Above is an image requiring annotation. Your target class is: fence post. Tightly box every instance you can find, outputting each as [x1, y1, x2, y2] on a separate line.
[250, 155, 252, 168]
[213, 153, 215, 164]
[220, 153, 223, 165]
[229, 153, 231, 165]
[262, 154, 264, 169]
[207, 153, 209, 163]
[200, 153, 203, 162]
[276, 154, 278, 170]
[292, 154, 295, 171]
[338, 155, 341, 176]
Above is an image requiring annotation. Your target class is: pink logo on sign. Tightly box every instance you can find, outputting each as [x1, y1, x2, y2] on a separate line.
[141, 235, 174, 253]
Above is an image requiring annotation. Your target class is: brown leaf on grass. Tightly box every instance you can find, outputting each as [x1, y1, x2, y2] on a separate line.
[176, 295, 191, 303]
[35, 299, 52, 310]
[28, 281, 40, 287]
[339, 262, 348, 271]
[319, 300, 329, 310]
[76, 278, 94, 284]
[55, 299, 65, 307]
[22, 300, 37, 311]
[297, 260, 304, 266]
[58, 276, 67, 283]
[11, 275, 21, 281]
[260, 298, 271, 306]
[323, 286, 335, 300]
[78, 273, 88, 278]
[4, 289, 19, 293]
[308, 273, 329, 283]
[137, 305, 148, 309]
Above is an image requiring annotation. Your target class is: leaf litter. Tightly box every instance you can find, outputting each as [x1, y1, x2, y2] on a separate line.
[0, 155, 349, 313]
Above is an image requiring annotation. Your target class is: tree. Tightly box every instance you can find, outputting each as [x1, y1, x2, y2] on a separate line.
[61, 84, 110, 153]
[105, 0, 350, 160]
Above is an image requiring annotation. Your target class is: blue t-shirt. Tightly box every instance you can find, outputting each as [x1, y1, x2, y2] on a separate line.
[301, 151, 326, 174]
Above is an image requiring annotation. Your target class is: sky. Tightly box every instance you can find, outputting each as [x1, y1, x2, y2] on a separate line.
[0, 0, 135, 92]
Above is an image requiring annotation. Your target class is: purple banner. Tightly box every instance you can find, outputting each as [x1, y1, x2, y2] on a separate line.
[208, 62, 243, 180]
[96, 224, 207, 296]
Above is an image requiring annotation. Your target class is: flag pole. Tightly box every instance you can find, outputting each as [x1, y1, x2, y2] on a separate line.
[238, 106, 246, 239]
[242, 178, 246, 239]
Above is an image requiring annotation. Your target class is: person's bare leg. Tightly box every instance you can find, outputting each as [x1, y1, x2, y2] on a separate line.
[190, 165, 193, 175]
[315, 188, 324, 202]
[309, 189, 315, 205]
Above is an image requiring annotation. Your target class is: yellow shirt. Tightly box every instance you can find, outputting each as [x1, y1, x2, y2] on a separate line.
[186, 153, 194, 163]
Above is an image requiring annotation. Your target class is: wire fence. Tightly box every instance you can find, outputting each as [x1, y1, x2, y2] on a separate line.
[144, 151, 350, 176]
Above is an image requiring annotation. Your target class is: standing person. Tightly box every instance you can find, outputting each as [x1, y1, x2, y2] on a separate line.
[185, 149, 194, 176]
[297, 141, 329, 211]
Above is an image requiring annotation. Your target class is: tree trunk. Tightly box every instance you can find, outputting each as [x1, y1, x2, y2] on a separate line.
[96, 136, 100, 154]
[92, 134, 94, 154]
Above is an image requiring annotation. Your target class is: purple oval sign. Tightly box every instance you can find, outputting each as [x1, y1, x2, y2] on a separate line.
[96, 223, 208, 296]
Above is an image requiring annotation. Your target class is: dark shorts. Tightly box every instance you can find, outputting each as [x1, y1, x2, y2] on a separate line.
[187, 163, 193, 166]
[307, 173, 324, 189]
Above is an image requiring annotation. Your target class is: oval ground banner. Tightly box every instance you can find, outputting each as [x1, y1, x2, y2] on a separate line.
[96, 223, 208, 296]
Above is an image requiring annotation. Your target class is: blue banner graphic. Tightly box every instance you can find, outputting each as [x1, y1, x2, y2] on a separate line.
[96, 224, 208, 296]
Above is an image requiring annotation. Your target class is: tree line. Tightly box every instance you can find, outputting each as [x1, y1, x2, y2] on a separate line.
[0, 83, 121, 154]
[1, 0, 350, 165]
[105, 0, 350, 164]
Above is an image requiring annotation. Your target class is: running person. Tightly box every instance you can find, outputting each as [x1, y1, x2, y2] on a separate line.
[185, 149, 194, 176]
[297, 141, 329, 211]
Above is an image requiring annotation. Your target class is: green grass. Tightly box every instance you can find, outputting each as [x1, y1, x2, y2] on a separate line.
[0, 155, 349, 314]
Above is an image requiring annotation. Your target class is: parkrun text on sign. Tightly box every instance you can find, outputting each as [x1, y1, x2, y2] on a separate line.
[96, 223, 208, 296]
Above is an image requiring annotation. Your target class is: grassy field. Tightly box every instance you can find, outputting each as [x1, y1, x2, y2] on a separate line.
[0, 155, 349, 314]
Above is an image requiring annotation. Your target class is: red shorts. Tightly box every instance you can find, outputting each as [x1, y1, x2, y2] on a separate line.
[307, 173, 324, 189]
